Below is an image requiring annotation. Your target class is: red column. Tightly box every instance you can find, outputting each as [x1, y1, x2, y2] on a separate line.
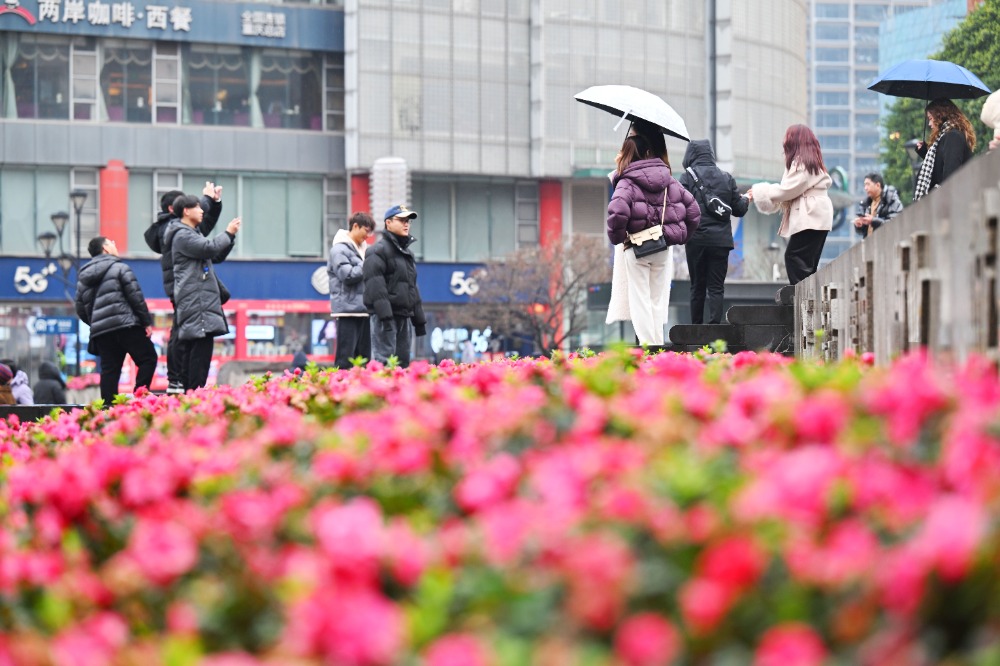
[351, 173, 375, 245]
[234, 304, 248, 359]
[538, 180, 562, 249]
[99, 160, 129, 248]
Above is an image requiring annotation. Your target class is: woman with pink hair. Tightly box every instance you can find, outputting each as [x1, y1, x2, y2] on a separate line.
[747, 125, 833, 285]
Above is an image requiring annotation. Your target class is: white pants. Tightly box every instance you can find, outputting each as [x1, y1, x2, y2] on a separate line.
[624, 246, 670, 345]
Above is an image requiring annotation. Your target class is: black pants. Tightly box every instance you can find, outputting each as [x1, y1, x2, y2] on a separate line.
[92, 326, 158, 404]
[785, 229, 828, 285]
[333, 317, 371, 369]
[686, 245, 731, 324]
[179, 336, 215, 390]
[166, 308, 183, 387]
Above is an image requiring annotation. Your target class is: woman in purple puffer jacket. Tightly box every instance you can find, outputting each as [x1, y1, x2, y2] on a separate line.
[606, 122, 700, 345]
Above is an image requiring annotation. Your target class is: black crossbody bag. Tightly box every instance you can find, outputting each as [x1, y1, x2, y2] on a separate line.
[686, 167, 733, 222]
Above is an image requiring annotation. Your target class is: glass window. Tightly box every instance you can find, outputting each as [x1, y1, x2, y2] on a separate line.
[855, 4, 888, 21]
[127, 172, 154, 255]
[855, 26, 879, 45]
[815, 23, 849, 41]
[854, 90, 880, 109]
[816, 111, 849, 128]
[184, 45, 250, 127]
[816, 67, 849, 84]
[855, 68, 879, 87]
[287, 179, 323, 257]
[815, 3, 849, 18]
[855, 133, 880, 153]
[411, 180, 452, 261]
[7, 36, 70, 120]
[257, 50, 323, 130]
[815, 48, 848, 62]
[855, 113, 879, 130]
[816, 91, 849, 106]
[819, 135, 850, 151]
[855, 47, 878, 65]
[101, 42, 153, 123]
[825, 155, 850, 171]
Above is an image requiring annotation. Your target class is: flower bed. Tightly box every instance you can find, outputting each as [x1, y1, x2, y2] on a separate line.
[2, 350, 1000, 665]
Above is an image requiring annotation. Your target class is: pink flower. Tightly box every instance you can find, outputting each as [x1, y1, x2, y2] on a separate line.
[312, 498, 384, 582]
[754, 623, 827, 666]
[128, 518, 198, 585]
[425, 633, 490, 666]
[913, 495, 986, 582]
[454, 453, 521, 513]
[614, 613, 680, 666]
[793, 389, 851, 444]
[679, 578, 732, 634]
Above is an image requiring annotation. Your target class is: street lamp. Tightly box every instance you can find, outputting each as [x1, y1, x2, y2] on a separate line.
[36, 191, 88, 376]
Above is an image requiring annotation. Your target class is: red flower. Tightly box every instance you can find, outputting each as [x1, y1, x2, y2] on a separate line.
[754, 623, 827, 666]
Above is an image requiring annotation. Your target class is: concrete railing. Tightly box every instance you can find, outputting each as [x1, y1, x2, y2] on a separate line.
[796, 149, 1000, 364]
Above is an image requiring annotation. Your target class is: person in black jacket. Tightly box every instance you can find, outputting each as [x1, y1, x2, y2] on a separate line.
[853, 173, 903, 239]
[913, 98, 976, 202]
[363, 204, 427, 367]
[677, 140, 750, 325]
[33, 361, 67, 404]
[75, 236, 157, 404]
[144, 182, 223, 393]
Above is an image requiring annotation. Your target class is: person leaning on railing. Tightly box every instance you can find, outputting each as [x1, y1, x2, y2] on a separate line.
[853, 172, 903, 239]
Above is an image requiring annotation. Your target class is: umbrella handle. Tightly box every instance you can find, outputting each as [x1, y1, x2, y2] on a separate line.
[614, 108, 631, 132]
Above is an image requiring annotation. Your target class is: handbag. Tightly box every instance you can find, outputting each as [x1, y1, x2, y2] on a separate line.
[627, 189, 670, 258]
[686, 166, 732, 221]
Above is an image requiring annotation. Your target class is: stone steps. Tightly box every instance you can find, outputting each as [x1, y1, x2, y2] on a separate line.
[667, 289, 796, 356]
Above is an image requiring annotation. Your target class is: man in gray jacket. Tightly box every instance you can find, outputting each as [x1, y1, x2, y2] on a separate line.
[327, 212, 375, 368]
[166, 195, 242, 391]
[74, 236, 157, 403]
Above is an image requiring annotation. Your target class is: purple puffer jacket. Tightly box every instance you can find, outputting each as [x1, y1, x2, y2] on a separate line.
[607, 158, 700, 247]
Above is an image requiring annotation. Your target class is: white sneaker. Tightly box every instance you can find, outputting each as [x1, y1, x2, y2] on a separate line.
[166, 383, 184, 395]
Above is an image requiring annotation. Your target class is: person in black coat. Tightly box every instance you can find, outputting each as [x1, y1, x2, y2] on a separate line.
[854, 173, 903, 239]
[913, 98, 976, 202]
[363, 205, 427, 367]
[75, 236, 158, 404]
[144, 182, 223, 394]
[33, 361, 67, 404]
[677, 140, 750, 324]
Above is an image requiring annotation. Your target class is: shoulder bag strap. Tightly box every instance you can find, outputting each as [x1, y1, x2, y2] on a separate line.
[685, 166, 710, 203]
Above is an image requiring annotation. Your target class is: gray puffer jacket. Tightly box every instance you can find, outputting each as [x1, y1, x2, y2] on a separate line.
[328, 229, 368, 316]
[74, 254, 153, 339]
[165, 220, 235, 341]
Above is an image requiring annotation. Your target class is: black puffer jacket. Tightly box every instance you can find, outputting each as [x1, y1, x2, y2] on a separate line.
[144, 196, 222, 300]
[363, 231, 427, 333]
[677, 140, 750, 248]
[33, 361, 67, 404]
[74, 254, 153, 339]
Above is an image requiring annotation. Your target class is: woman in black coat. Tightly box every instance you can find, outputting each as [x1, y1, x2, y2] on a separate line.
[913, 98, 976, 202]
[33, 361, 67, 404]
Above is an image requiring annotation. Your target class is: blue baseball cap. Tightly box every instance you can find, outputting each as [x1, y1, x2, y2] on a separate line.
[384, 204, 418, 221]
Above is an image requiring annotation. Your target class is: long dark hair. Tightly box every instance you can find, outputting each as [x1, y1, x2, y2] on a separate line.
[926, 98, 976, 151]
[615, 133, 655, 175]
[783, 124, 826, 175]
[631, 120, 670, 169]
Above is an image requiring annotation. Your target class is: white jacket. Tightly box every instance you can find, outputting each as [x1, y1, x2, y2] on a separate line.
[751, 162, 833, 238]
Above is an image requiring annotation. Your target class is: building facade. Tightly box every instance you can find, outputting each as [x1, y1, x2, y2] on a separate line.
[2, 0, 812, 378]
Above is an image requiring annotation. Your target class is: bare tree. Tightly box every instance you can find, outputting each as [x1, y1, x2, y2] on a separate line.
[465, 235, 612, 355]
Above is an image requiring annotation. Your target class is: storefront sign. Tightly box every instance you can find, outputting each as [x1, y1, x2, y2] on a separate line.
[0, 0, 343, 52]
[25, 315, 76, 334]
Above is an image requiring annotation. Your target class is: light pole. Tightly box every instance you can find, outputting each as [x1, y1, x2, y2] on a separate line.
[36, 191, 88, 376]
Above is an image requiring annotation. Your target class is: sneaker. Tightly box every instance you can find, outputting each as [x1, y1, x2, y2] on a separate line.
[166, 383, 184, 395]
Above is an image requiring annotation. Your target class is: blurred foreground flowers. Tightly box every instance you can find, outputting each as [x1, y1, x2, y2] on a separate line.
[2, 349, 1000, 665]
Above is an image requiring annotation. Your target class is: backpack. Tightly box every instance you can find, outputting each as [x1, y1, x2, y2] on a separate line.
[685, 166, 732, 221]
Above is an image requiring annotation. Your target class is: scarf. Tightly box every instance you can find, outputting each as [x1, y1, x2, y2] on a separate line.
[913, 120, 952, 202]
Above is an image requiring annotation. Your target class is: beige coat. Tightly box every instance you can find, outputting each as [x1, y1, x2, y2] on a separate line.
[981, 90, 1000, 139]
[751, 162, 833, 238]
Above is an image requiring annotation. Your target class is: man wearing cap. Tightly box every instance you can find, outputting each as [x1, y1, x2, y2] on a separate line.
[363, 204, 427, 367]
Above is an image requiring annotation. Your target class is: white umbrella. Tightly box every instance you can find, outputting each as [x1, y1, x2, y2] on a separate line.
[574, 84, 690, 141]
